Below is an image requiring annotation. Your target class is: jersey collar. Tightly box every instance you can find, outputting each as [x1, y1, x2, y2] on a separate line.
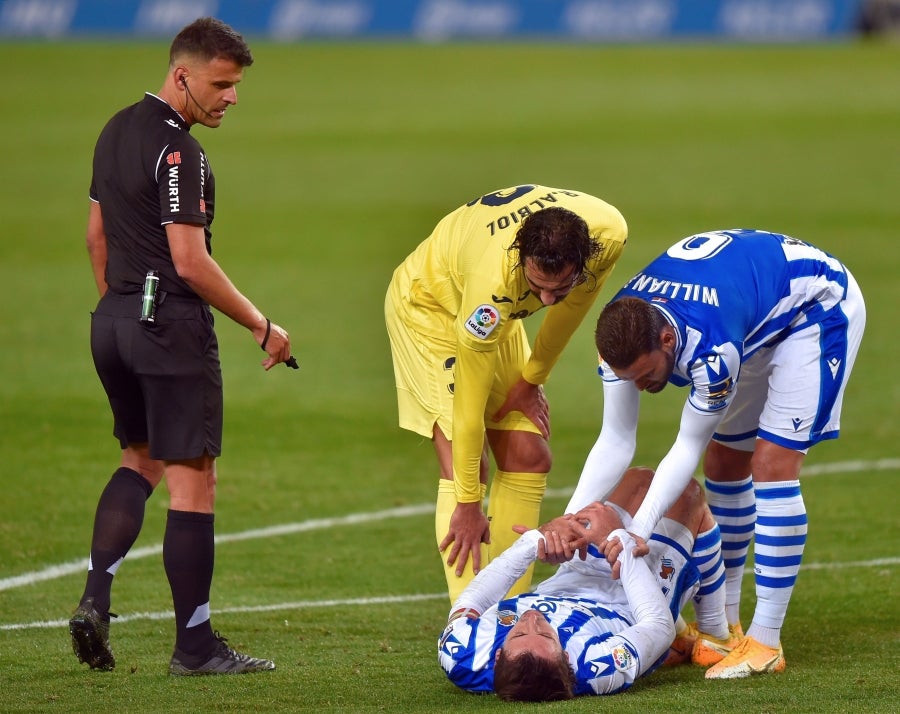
[145, 92, 190, 131]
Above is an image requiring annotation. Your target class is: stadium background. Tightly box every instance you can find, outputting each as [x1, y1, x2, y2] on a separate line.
[0, 0, 875, 39]
[1, 1, 897, 711]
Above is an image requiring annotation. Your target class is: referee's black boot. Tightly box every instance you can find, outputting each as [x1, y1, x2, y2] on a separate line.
[169, 631, 275, 675]
[69, 597, 116, 671]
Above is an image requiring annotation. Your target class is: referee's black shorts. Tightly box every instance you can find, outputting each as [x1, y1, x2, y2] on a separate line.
[90, 291, 223, 460]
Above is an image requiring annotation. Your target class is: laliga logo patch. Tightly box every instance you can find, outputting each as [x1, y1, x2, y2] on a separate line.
[465, 305, 499, 340]
[611, 645, 633, 671]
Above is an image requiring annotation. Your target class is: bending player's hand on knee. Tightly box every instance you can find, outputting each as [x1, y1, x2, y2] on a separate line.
[492, 378, 550, 439]
[440, 534, 484, 576]
[440, 502, 490, 576]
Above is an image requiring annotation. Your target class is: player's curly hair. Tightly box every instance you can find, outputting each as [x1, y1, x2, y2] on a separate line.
[509, 207, 600, 287]
[493, 649, 576, 702]
[595, 296, 668, 369]
[170, 17, 254, 68]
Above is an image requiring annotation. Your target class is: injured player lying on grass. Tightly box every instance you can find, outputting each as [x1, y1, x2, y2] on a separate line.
[438, 467, 741, 702]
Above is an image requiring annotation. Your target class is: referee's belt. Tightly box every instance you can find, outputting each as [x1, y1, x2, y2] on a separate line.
[112, 288, 204, 305]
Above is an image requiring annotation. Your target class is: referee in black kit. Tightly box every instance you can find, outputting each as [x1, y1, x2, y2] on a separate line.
[69, 17, 294, 676]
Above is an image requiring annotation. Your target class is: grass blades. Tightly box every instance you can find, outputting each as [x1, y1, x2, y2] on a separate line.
[0, 40, 898, 712]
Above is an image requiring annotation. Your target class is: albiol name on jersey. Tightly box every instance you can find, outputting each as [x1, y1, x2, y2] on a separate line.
[625, 273, 720, 306]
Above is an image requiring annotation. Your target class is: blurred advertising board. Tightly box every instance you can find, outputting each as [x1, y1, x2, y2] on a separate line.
[0, 0, 864, 40]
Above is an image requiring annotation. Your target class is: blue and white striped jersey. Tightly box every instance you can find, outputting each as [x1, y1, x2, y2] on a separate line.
[602, 229, 851, 414]
[439, 529, 698, 696]
[566, 229, 861, 540]
[439, 591, 643, 696]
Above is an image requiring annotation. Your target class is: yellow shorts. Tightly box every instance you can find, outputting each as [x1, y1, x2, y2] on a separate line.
[385, 292, 540, 440]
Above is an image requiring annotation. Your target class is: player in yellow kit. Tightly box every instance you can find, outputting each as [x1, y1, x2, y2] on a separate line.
[385, 184, 627, 601]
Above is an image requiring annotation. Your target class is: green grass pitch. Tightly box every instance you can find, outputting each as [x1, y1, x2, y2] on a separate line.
[0, 39, 897, 712]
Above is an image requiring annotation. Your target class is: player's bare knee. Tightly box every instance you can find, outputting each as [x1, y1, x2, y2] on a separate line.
[704, 440, 751, 481]
[679, 477, 703, 507]
[532, 447, 552, 474]
[525, 432, 552, 472]
[503, 434, 552, 473]
[121, 444, 164, 486]
[663, 478, 705, 531]
[750, 441, 803, 482]
[621, 467, 652, 494]
[698, 504, 716, 533]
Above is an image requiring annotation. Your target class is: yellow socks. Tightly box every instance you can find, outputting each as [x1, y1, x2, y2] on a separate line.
[436, 472, 547, 602]
[436, 479, 487, 603]
[487, 470, 547, 597]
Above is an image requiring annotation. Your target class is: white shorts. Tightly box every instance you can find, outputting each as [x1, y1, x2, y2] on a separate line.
[713, 271, 866, 452]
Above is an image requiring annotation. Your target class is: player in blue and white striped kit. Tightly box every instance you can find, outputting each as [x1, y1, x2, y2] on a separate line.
[439, 467, 730, 701]
[572, 229, 865, 679]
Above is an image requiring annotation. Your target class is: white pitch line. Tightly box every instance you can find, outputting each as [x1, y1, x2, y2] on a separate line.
[1, 593, 449, 631]
[0, 504, 435, 593]
[1, 458, 898, 595]
[3, 553, 899, 633]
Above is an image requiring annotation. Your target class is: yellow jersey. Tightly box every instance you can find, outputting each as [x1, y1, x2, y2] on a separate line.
[388, 184, 627, 500]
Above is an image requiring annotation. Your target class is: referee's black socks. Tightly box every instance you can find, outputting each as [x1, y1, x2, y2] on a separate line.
[164, 509, 217, 658]
[79, 467, 153, 614]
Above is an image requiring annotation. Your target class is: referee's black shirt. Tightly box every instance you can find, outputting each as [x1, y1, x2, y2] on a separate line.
[90, 93, 214, 299]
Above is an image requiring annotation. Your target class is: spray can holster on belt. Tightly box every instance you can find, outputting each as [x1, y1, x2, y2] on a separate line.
[140, 270, 160, 323]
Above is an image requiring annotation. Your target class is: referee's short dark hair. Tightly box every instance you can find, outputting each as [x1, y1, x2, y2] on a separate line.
[169, 17, 253, 68]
